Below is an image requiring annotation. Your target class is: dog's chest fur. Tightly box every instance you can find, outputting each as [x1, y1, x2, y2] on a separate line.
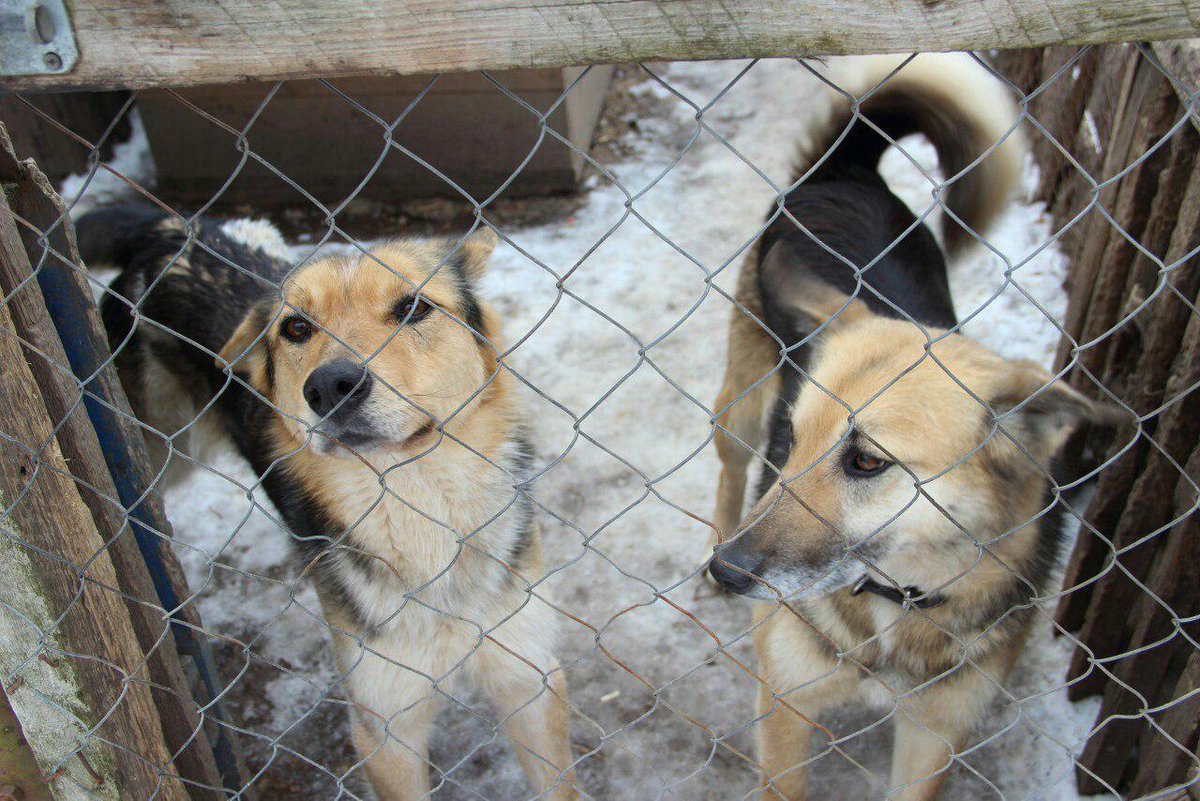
[295, 437, 534, 632]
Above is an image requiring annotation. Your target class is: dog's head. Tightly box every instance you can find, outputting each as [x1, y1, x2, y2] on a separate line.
[217, 230, 500, 458]
[710, 284, 1121, 601]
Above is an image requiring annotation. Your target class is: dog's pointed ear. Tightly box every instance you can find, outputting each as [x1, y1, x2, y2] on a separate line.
[759, 243, 872, 335]
[451, 228, 499, 284]
[216, 301, 274, 388]
[989, 361, 1124, 459]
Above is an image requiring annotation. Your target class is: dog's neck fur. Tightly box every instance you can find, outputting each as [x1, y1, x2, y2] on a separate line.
[807, 467, 1058, 682]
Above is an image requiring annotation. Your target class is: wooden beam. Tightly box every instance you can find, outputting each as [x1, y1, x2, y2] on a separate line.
[3, 0, 1200, 92]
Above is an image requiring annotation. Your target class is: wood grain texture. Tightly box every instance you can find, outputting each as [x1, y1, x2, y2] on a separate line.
[0, 123, 254, 798]
[3, 0, 1200, 92]
[0, 216, 188, 800]
[0, 126, 229, 799]
[999, 43, 1200, 795]
[1153, 39, 1200, 132]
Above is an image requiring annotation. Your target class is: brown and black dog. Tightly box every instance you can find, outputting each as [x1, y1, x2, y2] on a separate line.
[706, 55, 1118, 800]
[79, 207, 579, 800]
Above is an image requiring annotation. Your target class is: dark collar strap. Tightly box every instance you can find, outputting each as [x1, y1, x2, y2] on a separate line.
[851, 575, 945, 609]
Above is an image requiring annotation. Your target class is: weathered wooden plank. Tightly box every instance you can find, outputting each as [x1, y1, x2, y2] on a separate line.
[1074, 58, 1181, 384]
[1129, 650, 1200, 798]
[1095, 119, 1200, 410]
[1020, 47, 1095, 207]
[1074, 445, 1200, 794]
[0, 124, 253, 797]
[1055, 116, 1200, 635]
[0, 247, 187, 799]
[0, 131, 228, 797]
[1152, 39, 1200, 132]
[1066, 251, 1200, 695]
[3, 0, 1200, 92]
[1046, 49, 1200, 648]
[1052, 46, 1141, 372]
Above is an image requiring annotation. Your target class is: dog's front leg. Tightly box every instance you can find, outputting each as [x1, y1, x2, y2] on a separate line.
[756, 666, 859, 801]
[754, 611, 860, 801]
[469, 629, 579, 800]
[341, 648, 444, 800]
[888, 672, 995, 801]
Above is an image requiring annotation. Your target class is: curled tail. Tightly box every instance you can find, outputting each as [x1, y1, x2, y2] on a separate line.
[797, 53, 1026, 256]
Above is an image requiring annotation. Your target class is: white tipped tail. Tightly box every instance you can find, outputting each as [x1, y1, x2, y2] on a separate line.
[800, 53, 1026, 255]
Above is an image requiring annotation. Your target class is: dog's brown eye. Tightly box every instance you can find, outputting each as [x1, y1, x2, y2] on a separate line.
[281, 316, 312, 342]
[846, 449, 890, 476]
[394, 295, 432, 324]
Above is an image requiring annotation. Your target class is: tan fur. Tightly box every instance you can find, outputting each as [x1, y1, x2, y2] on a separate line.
[717, 296, 1114, 799]
[219, 230, 578, 800]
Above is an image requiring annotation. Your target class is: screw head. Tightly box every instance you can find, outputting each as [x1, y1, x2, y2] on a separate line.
[42, 51, 61, 70]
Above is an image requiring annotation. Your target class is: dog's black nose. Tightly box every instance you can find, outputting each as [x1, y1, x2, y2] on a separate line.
[303, 359, 372, 417]
[708, 545, 763, 595]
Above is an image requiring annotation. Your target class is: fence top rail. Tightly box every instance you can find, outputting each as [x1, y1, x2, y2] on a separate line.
[4, 0, 1200, 93]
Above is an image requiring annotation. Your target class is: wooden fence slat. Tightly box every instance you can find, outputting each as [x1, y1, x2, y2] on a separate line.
[0, 240, 188, 799]
[3, 0, 1200, 93]
[1129, 650, 1200, 798]
[1056, 110, 1200, 639]
[1066, 255, 1200, 694]
[1052, 46, 1141, 372]
[0, 134, 228, 797]
[1074, 446, 1200, 794]
[1094, 119, 1200, 412]
[1074, 60, 1182, 384]
[0, 123, 253, 797]
[1024, 47, 1095, 206]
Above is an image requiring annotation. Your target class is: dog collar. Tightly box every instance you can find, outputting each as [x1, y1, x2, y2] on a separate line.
[851, 575, 945, 609]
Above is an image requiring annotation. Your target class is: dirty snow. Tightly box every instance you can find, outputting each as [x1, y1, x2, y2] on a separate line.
[63, 59, 1110, 800]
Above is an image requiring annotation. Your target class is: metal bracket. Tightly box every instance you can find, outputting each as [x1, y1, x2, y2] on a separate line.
[1, 1, 77, 78]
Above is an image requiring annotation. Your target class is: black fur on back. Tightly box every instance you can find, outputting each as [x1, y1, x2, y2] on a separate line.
[753, 129, 959, 501]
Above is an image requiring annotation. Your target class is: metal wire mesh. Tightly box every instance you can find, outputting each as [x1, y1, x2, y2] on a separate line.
[0, 42, 1197, 801]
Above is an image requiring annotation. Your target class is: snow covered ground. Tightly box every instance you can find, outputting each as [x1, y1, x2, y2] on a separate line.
[66, 59, 1110, 799]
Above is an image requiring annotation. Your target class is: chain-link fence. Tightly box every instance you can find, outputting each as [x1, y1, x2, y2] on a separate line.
[0, 39, 1197, 801]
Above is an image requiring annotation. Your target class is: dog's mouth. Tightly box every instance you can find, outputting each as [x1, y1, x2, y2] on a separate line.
[401, 419, 437, 448]
[313, 419, 437, 455]
[737, 559, 858, 602]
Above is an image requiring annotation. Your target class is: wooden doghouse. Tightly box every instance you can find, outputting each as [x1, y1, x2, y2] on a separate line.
[137, 67, 613, 209]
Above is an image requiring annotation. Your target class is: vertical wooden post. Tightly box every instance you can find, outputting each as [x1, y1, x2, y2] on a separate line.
[0, 259, 189, 799]
[0, 124, 246, 797]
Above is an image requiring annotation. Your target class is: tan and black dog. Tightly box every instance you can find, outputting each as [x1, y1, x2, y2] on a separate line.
[78, 207, 578, 800]
[706, 55, 1118, 799]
